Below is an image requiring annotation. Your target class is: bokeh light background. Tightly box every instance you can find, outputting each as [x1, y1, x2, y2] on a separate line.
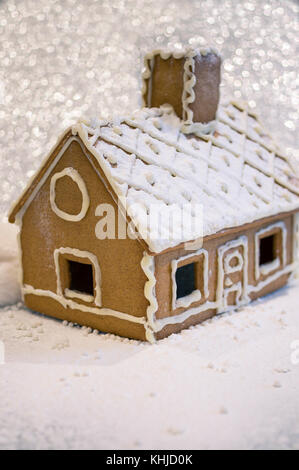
[0, 0, 298, 220]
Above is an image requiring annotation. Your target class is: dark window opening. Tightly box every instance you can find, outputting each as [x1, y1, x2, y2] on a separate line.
[259, 234, 276, 266]
[175, 263, 196, 299]
[68, 260, 94, 296]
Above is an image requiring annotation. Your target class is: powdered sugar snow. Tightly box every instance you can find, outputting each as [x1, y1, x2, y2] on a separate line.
[0, 222, 298, 450]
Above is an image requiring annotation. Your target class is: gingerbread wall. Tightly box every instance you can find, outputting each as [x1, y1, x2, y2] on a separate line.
[154, 212, 295, 339]
[14, 133, 298, 342]
[20, 137, 149, 340]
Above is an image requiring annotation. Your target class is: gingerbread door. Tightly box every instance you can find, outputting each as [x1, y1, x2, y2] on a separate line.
[217, 236, 249, 313]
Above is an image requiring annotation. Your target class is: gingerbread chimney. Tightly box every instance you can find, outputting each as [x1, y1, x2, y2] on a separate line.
[142, 48, 221, 134]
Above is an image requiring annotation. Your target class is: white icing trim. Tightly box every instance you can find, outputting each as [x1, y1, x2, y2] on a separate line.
[175, 290, 202, 310]
[224, 277, 233, 287]
[181, 52, 196, 122]
[54, 247, 102, 307]
[64, 288, 94, 303]
[141, 47, 220, 136]
[217, 236, 249, 313]
[140, 252, 157, 343]
[259, 258, 280, 277]
[153, 301, 218, 332]
[254, 221, 287, 280]
[181, 51, 217, 135]
[153, 262, 296, 333]
[224, 250, 244, 274]
[223, 282, 243, 311]
[171, 249, 209, 310]
[180, 119, 217, 136]
[22, 284, 146, 325]
[153, 225, 295, 333]
[247, 262, 295, 294]
[50, 168, 90, 222]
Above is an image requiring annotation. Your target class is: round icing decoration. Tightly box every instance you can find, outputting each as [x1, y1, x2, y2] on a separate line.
[50, 168, 90, 221]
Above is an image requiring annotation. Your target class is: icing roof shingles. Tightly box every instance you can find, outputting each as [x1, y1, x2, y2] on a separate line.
[73, 101, 299, 253]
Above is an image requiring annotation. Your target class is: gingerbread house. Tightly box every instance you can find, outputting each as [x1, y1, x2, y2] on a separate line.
[9, 48, 299, 342]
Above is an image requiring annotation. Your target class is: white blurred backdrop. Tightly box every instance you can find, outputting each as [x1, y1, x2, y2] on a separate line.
[0, 0, 298, 219]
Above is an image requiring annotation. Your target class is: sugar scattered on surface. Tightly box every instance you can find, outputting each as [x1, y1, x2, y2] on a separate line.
[0, 218, 298, 449]
[0, 277, 299, 449]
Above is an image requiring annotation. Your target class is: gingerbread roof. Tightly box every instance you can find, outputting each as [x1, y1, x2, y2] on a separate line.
[71, 101, 299, 252]
[9, 101, 299, 254]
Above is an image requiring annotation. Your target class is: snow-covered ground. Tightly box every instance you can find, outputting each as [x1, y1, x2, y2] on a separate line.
[0, 222, 298, 450]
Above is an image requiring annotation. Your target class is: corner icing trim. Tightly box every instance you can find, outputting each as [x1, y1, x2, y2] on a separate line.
[141, 252, 158, 343]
